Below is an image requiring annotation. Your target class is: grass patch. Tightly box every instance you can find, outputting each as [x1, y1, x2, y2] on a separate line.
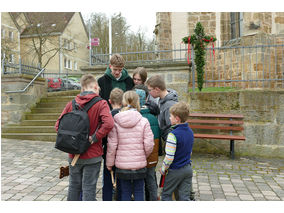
[189, 87, 237, 92]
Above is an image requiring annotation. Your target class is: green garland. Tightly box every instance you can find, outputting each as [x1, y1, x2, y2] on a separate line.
[182, 22, 217, 91]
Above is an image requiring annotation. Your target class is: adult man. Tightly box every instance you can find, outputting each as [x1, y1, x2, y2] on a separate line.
[98, 54, 134, 107]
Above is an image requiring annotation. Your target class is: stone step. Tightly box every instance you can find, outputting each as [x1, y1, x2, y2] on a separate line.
[36, 102, 69, 108]
[31, 107, 65, 113]
[2, 126, 56, 133]
[40, 96, 75, 103]
[25, 113, 61, 120]
[20, 120, 57, 126]
[47, 90, 79, 97]
[1, 133, 57, 142]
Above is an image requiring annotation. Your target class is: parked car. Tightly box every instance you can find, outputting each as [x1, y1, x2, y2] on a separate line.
[47, 78, 62, 92]
[61, 79, 81, 90]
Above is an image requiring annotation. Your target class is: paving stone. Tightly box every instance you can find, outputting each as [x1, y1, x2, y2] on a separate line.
[239, 194, 255, 201]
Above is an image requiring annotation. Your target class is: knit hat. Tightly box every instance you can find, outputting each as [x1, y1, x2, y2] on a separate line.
[135, 89, 146, 107]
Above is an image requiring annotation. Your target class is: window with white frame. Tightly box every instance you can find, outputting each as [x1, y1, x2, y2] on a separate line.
[68, 59, 72, 69]
[74, 61, 77, 70]
[9, 31, 13, 41]
[64, 58, 72, 69]
[64, 58, 67, 68]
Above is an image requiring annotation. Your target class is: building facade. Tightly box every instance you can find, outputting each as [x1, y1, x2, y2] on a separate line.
[154, 12, 284, 89]
[2, 12, 89, 76]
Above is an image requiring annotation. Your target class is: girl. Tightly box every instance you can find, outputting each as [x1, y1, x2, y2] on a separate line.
[106, 91, 154, 201]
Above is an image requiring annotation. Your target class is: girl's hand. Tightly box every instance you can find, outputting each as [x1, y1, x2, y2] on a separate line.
[107, 166, 113, 171]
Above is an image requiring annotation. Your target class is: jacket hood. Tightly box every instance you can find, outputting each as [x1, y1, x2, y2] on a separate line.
[114, 110, 142, 128]
[74, 91, 99, 106]
[105, 67, 130, 81]
[159, 88, 178, 105]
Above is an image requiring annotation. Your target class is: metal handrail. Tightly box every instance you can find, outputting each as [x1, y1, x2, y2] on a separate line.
[5, 68, 46, 93]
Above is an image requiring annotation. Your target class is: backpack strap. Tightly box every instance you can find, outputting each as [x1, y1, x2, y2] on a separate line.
[83, 96, 103, 112]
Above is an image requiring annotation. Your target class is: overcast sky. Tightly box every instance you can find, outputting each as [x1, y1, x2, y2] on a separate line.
[82, 11, 156, 40]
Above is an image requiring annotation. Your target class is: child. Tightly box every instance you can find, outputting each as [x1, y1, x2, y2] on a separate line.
[55, 74, 114, 201]
[134, 85, 161, 201]
[159, 101, 194, 201]
[102, 88, 124, 201]
[106, 91, 154, 201]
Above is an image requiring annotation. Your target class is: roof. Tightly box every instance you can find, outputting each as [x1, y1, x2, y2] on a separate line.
[15, 12, 75, 36]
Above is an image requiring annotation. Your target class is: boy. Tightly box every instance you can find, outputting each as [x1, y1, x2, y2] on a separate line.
[159, 101, 194, 201]
[146, 75, 178, 153]
[102, 88, 124, 201]
[98, 54, 134, 107]
[55, 74, 114, 201]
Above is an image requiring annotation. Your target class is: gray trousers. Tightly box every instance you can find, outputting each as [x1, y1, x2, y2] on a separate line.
[67, 161, 101, 201]
[145, 167, 158, 201]
[161, 164, 193, 201]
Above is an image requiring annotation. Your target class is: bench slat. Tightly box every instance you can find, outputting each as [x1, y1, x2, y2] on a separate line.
[194, 133, 246, 141]
[190, 125, 244, 131]
[188, 119, 244, 125]
[190, 113, 244, 119]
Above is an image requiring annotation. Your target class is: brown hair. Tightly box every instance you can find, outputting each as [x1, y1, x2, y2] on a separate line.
[121, 90, 140, 112]
[80, 74, 97, 89]
[170, 101, 190, 123]
[110, 54, 125, 67]
[145, 75, 166, 91]
[110, 88, 124, 106]
[133, 67, 147, 84]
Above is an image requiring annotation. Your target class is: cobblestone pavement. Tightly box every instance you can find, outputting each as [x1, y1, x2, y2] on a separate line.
[1, 138, 284, 201]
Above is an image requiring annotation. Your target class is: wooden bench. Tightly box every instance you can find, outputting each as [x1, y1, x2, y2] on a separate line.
[188, 113, 246, 159]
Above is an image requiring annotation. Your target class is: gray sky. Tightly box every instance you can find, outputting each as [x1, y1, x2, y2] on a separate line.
[81, 11, 156, 40]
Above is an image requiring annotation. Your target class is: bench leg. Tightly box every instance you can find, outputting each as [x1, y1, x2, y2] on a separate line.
[230, 140, 235, 159]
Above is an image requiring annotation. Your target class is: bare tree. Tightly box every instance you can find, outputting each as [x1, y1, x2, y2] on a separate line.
[20, 13, 76, 68]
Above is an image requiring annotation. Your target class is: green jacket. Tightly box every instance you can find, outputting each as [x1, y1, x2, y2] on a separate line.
[140, 107, 160, 168]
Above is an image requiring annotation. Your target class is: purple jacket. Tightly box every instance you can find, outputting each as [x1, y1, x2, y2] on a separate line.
[106, 110, 154, 170]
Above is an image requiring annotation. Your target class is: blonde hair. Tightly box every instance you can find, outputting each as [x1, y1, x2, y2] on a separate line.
[146, 75, 166, 91]
[121, 91, 141, 112]
[170, 101, 190, 123]
[133, 67, 147, 84]
[80, 74, 97, 89]
[110, 54, 125, 67]
[110, 88, 124, 106]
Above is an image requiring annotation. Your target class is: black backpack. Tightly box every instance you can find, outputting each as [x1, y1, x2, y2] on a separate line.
[55, 96, 102, 154]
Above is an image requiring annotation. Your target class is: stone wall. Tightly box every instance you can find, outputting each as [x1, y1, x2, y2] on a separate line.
[155, 12, 172, 59]
[1, 74, 47, 125]
[188, 89, 284, 159]
[81, 62, 191, 102]
[188, 12, 216, 36]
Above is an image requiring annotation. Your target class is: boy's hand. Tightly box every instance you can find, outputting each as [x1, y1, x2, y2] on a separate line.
[159, 167, 165, 175]
[107, 166, 113, 171]
[89, 136, 93, 144]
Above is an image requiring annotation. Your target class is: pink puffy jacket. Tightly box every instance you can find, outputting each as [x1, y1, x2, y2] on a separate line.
[106, 110, 154, 170]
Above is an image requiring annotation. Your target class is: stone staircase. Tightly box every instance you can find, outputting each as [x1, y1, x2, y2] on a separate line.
[1, 90, 79, 142]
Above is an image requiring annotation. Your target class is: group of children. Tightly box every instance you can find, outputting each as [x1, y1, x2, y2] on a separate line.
[55, 54, 194, 201]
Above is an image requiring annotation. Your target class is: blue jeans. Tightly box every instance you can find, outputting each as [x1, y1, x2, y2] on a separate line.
[120, 179, 145, 201]
[102, 159, 121, 201]
[162, 164, 193, 201]
[67, 161, 101, 201]
[145, 167, 158, 201]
